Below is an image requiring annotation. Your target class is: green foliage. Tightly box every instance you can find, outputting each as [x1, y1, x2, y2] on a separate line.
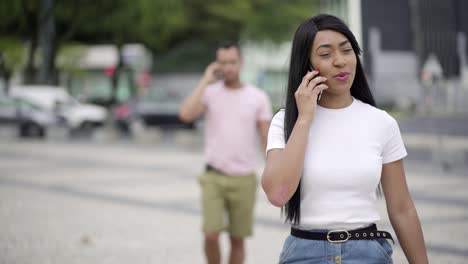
[0, 1, 21, 29]
[0, 0, 320, 72]
[0, 0, 319, 51]
[0, 0, 38, 38]
[154, 39, 218, 73]
[0, 37, 24, 69]
[56, 44, 86, 74]
[244, 0, 320, 42]
[139, 0, 191, 51]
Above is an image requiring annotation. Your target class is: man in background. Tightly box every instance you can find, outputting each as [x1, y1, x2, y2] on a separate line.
[179, 41, 272, 264]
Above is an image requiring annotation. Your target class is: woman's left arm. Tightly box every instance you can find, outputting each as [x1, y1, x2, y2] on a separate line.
[381, 159, 429, 264]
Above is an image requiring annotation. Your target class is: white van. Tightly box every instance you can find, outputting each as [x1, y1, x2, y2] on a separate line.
[10, 85, 107, 133]
[0, 96, 58, 138]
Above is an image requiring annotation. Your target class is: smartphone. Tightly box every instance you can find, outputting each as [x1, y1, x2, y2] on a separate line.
[214, 70, 224, 80]
[308, 63, 323, 101]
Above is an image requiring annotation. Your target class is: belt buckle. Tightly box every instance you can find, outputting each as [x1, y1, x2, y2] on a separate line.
[327, 230, 351, 243]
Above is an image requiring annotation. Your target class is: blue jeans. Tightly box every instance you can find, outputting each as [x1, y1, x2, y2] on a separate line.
[279, 233, 393, 264]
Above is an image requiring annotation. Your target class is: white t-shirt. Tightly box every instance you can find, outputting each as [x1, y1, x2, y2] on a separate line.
[266, 98, 407, 229]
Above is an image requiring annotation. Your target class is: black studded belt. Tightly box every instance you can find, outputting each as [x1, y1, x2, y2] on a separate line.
[291, 224, 394, 244]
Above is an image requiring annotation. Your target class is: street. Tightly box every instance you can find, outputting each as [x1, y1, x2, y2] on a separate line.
[0, 129, 467, 263]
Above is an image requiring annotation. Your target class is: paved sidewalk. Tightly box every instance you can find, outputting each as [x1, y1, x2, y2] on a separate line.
[0, 138, 467, 263]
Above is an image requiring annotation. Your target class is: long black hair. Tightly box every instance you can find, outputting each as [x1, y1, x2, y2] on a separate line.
[283, 14, 376, 224]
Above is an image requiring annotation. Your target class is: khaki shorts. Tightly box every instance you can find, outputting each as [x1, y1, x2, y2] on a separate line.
[199, 170, 257, 238]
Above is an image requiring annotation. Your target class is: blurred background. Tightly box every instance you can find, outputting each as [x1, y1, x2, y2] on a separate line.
[0, 0, 467, 263]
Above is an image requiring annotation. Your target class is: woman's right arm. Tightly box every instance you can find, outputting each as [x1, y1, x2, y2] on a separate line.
[262, 70, 327, 207]
[262, 119, 312, 207]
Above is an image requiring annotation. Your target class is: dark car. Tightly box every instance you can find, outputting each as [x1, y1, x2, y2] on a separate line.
[113, 89, 194, 135]
[0, 96, 58, 138]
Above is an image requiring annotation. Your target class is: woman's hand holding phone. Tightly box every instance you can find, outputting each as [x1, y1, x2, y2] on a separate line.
[308, 65, 324, 102]
[295, 69, 328, 124]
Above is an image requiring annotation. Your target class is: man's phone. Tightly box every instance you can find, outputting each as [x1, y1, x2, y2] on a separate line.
[214, 70, 224, 80]
[308, 63, 323, 101]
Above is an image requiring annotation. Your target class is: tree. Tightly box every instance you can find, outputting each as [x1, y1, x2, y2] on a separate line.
[0, 0, 320, 83]
[37, 0, 56, 84]
[244, 0, 320, 42]
[0, 0, 40, 84]
[0, 38, 23, 94]
[147, 0, 319, 71]
[0, 0, 128, 86]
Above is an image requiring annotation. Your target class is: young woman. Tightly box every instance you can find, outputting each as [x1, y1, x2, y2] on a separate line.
[262, 14, 428, 263]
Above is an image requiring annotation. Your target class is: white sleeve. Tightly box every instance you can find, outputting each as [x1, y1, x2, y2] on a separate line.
[382, 116, 407, 164]
[266, 110, 286, 155]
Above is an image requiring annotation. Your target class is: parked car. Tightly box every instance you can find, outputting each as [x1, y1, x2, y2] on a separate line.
[10, 85, 108, 135]
[0, 96, 58, 138]
[113, 89, 194, 135]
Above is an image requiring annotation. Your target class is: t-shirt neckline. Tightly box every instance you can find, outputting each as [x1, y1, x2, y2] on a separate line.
[317, 97, 356, 112]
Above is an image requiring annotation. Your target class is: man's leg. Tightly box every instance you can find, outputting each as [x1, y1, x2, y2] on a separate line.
[229, 236, 245, 264]
[226, 174, 257, 264]
[204, 232, 221, 264]
[199, 171, 225, 264]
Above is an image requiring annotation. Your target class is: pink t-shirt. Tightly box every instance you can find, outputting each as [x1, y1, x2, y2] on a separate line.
[202, 81, 272, 176]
